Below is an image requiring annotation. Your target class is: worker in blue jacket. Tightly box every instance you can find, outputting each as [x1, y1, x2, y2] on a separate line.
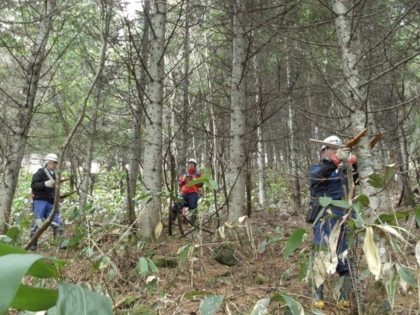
[309, 136, 357, 309]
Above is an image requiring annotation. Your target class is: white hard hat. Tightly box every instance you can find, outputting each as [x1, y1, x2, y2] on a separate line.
[44, 153, 58, 162]
[321, 136, 342, 150]
[187, 158, 197, 165]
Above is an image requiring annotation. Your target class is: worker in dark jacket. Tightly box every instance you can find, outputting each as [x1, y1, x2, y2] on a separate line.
[309, 136, 357, 309]
[171, 158, 203, 224]
[30, 153, 65, 250]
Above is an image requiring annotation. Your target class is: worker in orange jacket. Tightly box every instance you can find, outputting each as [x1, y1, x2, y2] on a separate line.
[171, 158, 203, 224]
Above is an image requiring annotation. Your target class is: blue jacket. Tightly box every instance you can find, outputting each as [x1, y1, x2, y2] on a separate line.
[309, 159, 358, 200]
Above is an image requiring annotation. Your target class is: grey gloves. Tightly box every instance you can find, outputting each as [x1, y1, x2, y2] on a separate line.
[45, 180, 55, 187]
[336, 147, 351, 162]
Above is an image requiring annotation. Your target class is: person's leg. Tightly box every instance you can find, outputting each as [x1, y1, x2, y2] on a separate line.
[312, 218, 333, 309]
[186, 193, 199, 224]
[44, 203, 67, 250]
[171, 196, 187, 222]
[30, 200, 49, 250]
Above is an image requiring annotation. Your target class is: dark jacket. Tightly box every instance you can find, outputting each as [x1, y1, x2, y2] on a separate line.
[310, 159, 358, 200]
[31, 168, 56, 204]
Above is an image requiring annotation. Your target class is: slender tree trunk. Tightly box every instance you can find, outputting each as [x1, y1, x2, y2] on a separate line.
[285, 38, 301, 210]
[399, 123, 414, 206]
[127, 0, 150, 226]
[139, 0, 166, 239]
[254, 53, 266, 208]
[178, 0, 190, 172]
[333, 0, 388, 225]
[227, 0, 248, 223]
[0, 0, 56, 234]
[79, 1, 111, 214]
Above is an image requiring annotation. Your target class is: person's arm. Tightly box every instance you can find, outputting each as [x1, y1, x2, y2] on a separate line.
[313, 159, 338, 180]
[31, 169, 53, 190]
[31, 170, 45, 190]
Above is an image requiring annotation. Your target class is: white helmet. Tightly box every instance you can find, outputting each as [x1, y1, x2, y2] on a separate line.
[44, 153, 58, 163]
[321, 136, 342, 150]
[187, 158, 197, 165]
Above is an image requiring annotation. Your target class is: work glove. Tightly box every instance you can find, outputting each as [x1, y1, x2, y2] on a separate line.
[336, 147, 351, 162]
[45, 180, 55, 188]
[348, 153, 357, 165]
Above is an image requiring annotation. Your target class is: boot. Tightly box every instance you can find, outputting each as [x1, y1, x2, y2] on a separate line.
[314, 284, 325, 309]
[29, 231, 38, 251]
[338, 275, 351, 307]
[53, 228, 67, 250]
[190, 213, 197, 225]
[171, 210, 178, 223]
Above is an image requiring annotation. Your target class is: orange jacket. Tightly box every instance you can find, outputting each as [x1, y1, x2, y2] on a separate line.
[179, 168, 203, 194]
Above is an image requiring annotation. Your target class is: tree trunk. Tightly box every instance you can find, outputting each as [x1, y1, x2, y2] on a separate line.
[79, 1, 112, 214]
[285, 38, 301, 210]
[139, 0, 167, 239]
[0, 0, 56, 234]
[333, 0, 389, 225]
[127, 0, 150, 227]
[178, 0, 190, 173]
[227, 0, 248, 223]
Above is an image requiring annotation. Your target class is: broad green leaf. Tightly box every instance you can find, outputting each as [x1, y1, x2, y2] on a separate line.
[355, 194, 370, 207]
[6, 227, 21, 246]
[67, 209, 80, 222]
[319, 197, 332, 207]
[55, 282, 113, 315]
[280, 265, 296, 285]
[138, 258, 149, 276]
[186, 176, 208, 187]
[10, 285, 57, 311]
[330, 200, 350, 209]
[249, 297, 270, 315]
[368, 173, 386, 189]
[385, 275, 398, 308]
[146, 258, 159, 273]
[279, 294, 304, 315]
[0, 235, 12, 244]
[94, 255, 111, 270]
[384, 164, 397, 184]
[284, 229, 307, 258]
[375, 211, 409, 225]
[209, 179, 218, 190]
[354, 209, 365, 228]
[0, 253, 44, 314]
[199, 295, 224, 315]
[297, 261, 310, 282]
[178, 244, 191, 267]
[363, 227, 381, 280]
[258, 239, 267, 253]
[184, 291, 214, 299]
[397, 267, 417, 288]
[0, 243, 61, 278]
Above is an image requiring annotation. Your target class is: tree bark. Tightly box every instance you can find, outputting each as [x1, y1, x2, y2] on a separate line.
[0, 0, 56, 234]
[139, 0, 166, 239]
[227, 0, 248, 223]
[285, 37, 301, 210]
[127, 0, 150, 227]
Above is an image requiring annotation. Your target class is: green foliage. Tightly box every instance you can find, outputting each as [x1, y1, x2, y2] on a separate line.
[265, 171, 290, 209]
[199, 295, 224, 315]
[0, 243, 112, 315]
[258, 226, 282, 253]
[136, 257, 159, 276]
[283, 229, 307, 258]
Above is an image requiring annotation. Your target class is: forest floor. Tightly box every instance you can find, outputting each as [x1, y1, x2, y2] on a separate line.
[31, 201, 420, 315]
